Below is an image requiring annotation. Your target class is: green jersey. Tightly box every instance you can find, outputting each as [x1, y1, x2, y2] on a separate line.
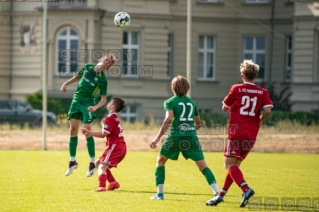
[164, 95, 199, 136]
[73, 63, 108, 104]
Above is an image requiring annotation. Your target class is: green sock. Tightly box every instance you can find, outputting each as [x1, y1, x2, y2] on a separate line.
[202, 167, 217, 185]
[155, 166, 165, 186]
[86, 136, 95, 158]
[69, 136, 78, 157]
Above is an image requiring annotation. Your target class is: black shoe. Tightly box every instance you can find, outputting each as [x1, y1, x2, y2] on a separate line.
[240, 188, 255, 207]
[65, 161, 78, 176]
[86, 162, 96, 177]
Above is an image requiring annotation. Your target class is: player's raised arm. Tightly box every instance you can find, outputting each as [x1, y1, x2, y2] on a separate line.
[60, 75, 81, 93]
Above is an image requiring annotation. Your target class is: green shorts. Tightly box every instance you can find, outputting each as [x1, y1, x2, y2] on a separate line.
[159, 135, 204, 161]
[67, 101, 96, 124]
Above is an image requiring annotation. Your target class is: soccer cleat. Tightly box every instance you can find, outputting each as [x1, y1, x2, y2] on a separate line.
[239, 187, 255, 207]
[86, 162, 96, 177]
[92, 187, 106, 192]
[150, 193, 164, 200]
[206, 195, 224, 206]
[65, 161, 78, 176]
[107, 181, 120, 191]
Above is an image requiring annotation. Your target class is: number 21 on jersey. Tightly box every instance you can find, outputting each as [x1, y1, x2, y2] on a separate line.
[240, 96, 257, 116]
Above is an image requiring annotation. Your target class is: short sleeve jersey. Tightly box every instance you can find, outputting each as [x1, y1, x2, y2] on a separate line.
[72, 63, 108, 104]
[164, 95, 199, 136]
[223, 82, 273, 140]
[102, 113, 125, 145]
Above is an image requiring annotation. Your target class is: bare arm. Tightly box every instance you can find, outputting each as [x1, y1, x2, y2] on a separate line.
[60, 76, 81, 93]
[149, 110, 173, 149]
[194, 115, 201, 130]
[222, 105, 230, 112]
[82, 128, 107, 138]
[259, 106, 272, 125]
[88, 95, 107, 112]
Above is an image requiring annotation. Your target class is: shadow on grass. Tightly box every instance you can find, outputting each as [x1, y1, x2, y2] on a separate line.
[116, 190, 212, 196]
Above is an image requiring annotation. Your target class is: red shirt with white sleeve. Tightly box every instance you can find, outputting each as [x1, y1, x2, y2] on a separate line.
[102, 113, 125, 145]
[223, 82, 273, 140]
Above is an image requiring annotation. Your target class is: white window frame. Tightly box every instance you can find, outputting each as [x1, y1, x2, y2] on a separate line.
[246, 0, 268, 3]
[198, 35, 216, 81]
[285, 36, 292, 82]
[243, 36, 265, 81]
[119, 105, 138, 122]
[122, 32, 140, 78]
[56, 27, 79, 76]
[167, 34, 173, 78]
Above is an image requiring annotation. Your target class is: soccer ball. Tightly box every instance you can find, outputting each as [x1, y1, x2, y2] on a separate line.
[114, 12, 131, 28]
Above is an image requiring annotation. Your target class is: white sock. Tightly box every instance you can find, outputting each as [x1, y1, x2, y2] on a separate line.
[90, 158, 95, 163]
[210, 183, 219, 194]
[70, 157, 76, 162]
[157, 184, 164, 194]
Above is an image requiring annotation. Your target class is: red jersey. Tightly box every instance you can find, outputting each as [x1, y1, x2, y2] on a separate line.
[223, 82, 273, 140]
[102, 113, 125, 145]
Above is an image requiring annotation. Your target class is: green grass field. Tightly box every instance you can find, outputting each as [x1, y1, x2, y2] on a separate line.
[1, 151, 318, 212]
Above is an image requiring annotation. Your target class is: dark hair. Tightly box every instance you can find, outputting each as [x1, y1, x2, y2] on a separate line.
[171, 75, 190, 96]
[112, 97, 126, 113]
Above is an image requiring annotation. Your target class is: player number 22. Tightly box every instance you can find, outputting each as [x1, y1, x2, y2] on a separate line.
[178, 102, 193, 121]
[240, 96, 257, 116]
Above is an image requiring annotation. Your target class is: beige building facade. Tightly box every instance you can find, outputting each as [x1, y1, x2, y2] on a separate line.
[0, 0, 318, 122]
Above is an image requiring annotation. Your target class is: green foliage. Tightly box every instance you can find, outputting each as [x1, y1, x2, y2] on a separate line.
[0, 151, 318, 211]
[199, 112, 228, 127]
[26, 92, 68, 115]
[263, 111, 319, 126]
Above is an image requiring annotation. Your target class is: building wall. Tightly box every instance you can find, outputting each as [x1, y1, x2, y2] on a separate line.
[291, 0, 319, 112]
[0, 0, 317, 121]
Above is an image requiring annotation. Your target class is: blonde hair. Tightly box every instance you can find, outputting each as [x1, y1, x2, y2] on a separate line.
[98, 53, 117, 66]
[171, 75, 189, 96]
[240, 59, 259, 80]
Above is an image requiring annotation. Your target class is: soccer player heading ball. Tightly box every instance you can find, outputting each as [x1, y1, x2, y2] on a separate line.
[61, 54, 116, 177]
[206, 60, 273, 207]
[149, 75, 219, 200]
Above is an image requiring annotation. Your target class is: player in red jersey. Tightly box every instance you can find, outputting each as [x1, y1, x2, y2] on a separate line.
[206, 59, 273, 207]
[82, 97, 126, 192]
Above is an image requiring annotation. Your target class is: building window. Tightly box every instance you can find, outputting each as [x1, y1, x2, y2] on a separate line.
[243, 36, 265, 80]
[119, 105, 138, 122]
[198, 36, 215, 80]
[246, 0, 268, 3]
[285, 36, 292, 82]
[56, 27, 79, 75]
[167, 34, 173, 78]
[123, 32, 139, 78]
[48, 0, 87, 7]
[198, 0, 219, 2]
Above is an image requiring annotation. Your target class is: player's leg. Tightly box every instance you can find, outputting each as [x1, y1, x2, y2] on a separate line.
[150, 154, 168, 200]
[207, 139, 241, 206]
[65, 118, 81, 176]
[82, 123, 96, 177]
[93, 163, 109, 192]
[106, 143, 127, 191]
[195, 160, 219, 195]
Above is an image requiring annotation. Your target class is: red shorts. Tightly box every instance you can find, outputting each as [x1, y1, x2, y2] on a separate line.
[100, 142, 126, 168]
[224, 139, 255, 161]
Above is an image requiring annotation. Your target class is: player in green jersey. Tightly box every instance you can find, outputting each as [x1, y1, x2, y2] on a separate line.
[61, 54, 116, 177]
[149, 75, 219, 200]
